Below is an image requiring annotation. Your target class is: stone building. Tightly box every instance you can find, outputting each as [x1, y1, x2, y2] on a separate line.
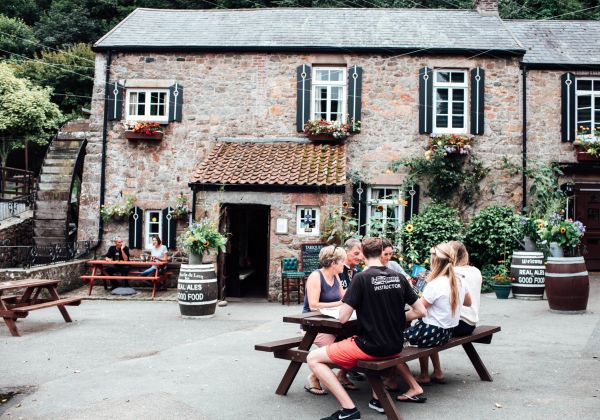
[77, 2, 600, 301]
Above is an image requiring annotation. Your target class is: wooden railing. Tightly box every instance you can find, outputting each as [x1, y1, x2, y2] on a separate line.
[0, 166, 35, 199]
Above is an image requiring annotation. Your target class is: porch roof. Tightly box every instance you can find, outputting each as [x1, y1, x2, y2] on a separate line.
[191, 141, 346, 188]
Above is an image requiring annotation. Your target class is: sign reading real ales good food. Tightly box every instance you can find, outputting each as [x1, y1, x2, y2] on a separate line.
[510, 251, 545, 300]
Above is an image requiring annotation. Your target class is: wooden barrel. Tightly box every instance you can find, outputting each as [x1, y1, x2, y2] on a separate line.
[177, 263, 218, 318]
[545, 257, 589, 313]
[510, 251, 545, 300]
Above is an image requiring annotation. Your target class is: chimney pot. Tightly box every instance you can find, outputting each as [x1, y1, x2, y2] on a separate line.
[473, 0, 499, 16]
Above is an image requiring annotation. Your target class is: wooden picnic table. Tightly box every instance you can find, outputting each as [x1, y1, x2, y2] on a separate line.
[81, 260, 170, 299]
[0, 278, 81, 337]
[256, 311, 500, 420]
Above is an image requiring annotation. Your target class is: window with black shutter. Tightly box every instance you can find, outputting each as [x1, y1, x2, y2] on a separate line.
[561, 73, 576, 142]
[128, 206, 143, 249]
[161, 207, 177, 249]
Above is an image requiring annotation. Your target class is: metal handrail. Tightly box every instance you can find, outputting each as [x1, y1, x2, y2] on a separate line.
[0, 193, 36, 222]
[0, 241, 92, 269]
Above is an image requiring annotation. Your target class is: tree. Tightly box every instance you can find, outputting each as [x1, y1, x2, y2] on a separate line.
[14, 43, 95, 116]
[0, 62, 62, 167]
[0, 14, 39, 57]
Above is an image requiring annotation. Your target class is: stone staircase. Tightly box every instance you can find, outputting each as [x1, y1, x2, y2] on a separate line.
[34, 120, 88, 246]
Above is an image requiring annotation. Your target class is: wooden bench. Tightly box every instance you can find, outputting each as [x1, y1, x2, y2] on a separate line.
[256, 325, 500, 420]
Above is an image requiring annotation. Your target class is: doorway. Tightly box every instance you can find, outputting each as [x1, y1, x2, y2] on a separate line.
[220, 204, 270, 298]
[574, 184, 600, 271]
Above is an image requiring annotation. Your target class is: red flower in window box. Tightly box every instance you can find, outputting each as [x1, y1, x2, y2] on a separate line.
[123, 121, 163, 140]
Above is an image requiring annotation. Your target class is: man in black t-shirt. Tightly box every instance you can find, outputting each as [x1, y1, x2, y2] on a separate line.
[338, 238, 362, 290]
[307, 237, 427, 420]
[104, 237, 131, 289]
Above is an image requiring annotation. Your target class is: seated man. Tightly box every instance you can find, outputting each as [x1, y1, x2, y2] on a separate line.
[307, 237, 427, 420]
[104, 237, 131, 290]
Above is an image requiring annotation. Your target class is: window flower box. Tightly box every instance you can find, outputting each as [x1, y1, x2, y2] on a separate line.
[124, 130, 163, 141]
[303, 119, 360, 142]
[123, 121, 164, 141]
[574, 128, 600, 161]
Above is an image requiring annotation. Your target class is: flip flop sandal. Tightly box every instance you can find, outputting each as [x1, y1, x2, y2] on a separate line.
[397, 393, 427, 403]
[304, 385, 328, 396]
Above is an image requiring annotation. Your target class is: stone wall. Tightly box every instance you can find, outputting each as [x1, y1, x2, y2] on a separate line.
[0, 212, 34, 246]
[0, 260, 86, 293]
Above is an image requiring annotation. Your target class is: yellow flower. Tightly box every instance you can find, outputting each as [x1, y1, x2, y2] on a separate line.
[424, 258, 429, 264]
[405, 224, 414, 233]
[560, 227, 567, 234]
[202, 241, 209, 247]
[152, 217, 157, 222]
[342, 201, 349, 209]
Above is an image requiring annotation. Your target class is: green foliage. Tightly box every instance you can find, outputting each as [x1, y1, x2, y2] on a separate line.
[177, 219, 228, 256]
[14, 43, 94, 115]
[0, 14, 38, 57]
[391, 139, 488, 212]
[0, 62, 62, 165]
[100, 195, 136, 222]
[537, 215, 585, 252]
[464, 206, 523, 268]
[400, 203, 464, 266]
[321, 203, 359, 245]
[480, 264, 509, 293]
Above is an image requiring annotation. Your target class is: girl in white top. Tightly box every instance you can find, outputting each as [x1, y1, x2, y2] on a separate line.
[416, 241, 478, 385]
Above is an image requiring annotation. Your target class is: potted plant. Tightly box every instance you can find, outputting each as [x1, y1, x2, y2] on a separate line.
[574, 126, 600, 161]
[171, 193, 189, 220]
[177, 218, 228, 264]
[491, 266, 514, 299]
[100, 195, 136, 222]
[303, 119, 360, 141]
[123, 121, 164, 140]
[537, 212, 586, 258]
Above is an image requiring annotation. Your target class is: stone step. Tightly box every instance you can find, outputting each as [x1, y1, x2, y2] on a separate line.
[34, 237, 68, 246]
[44, 158, 74, 166]
[39, 174, 72, 184]
[36, 190, 70, 201]
[38, 182, 71, 192]
[47, 150, 78, 157]
[35, 200, 68, 210]
[55, 134, 86, 142]
[34, 226, 66, 238]
[34, 210, 67, 220]
[41, 166, 73, 175]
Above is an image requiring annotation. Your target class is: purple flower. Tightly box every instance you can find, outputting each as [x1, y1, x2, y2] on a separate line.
[549, 213, 563, 223]
[573, 220, 586, 234]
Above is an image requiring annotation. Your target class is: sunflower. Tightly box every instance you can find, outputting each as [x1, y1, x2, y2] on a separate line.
[202, 241, 209, 248]
[537, 222, 545, 230]
[342, 201, 349, 209]
[376, 204, 385, 212]
[560, 227, 567, 234]
[405, 224, 414, 233]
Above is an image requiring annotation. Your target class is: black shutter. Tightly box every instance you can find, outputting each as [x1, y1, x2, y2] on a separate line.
[561, 73, 576, 142]
[162, 207, 177, 249]
[351, 181, 369, 236]
[347, 65, 363, 132]
[418, 67, 433, 134]
[107, 82, 124, 121]
[470, 68, 485, 135]
[168, 83, 183, 122]
[404, 185, 420, 221]
[296, 64, 312, 132]
[128, 206, 143, 249]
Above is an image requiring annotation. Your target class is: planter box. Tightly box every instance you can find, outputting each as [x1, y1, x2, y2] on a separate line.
[124, 130, 163, 141]
[574, 145, 600, 161]
[306, 134, 346, 142]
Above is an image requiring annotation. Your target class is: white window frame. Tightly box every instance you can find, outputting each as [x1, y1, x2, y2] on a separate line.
[125, 89, 170, 123]
[296, 206, 320, 236]
[576, 78, 600, 138]
[366, 186, 404, 234]
[311, 67, 347, 122]
[144, 210, 162, 249]
[433, 69, 468, 134]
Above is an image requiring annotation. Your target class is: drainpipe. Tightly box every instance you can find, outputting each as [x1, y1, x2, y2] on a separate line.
[191, 187, 197, 223]
[94, 50, 112, 250]
[522, 64, 528, 211]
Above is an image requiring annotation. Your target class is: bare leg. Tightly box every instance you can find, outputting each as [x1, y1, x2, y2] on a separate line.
[416, 356, 431, 384]
[430, 353, 444, 380]
[307, 347, 355, 410]
[396, 362, 424, 399]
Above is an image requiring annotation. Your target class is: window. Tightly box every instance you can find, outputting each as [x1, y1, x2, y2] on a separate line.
[366, 186, 404, 236]
[297, 206, 320, 236]
[576, 78, 600, 136]
[433, 70, 468, 133]
[144, 210, 162, 249]
[126, 89, 169, 122]
[312, 67, 346, 122]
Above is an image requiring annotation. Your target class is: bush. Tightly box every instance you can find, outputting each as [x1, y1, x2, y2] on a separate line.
[400, 203, 464, 266]
[480, 264, 505, 293]
[465, 206, 523, 268]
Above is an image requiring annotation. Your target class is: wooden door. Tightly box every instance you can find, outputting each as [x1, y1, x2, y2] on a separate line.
[575, 184, 600, 271]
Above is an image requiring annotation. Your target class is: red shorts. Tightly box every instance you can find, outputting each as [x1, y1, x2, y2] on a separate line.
[326, 336, 399, 369]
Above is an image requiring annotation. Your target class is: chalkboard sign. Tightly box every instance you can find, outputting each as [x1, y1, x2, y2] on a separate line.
[301, 243, 326, 275]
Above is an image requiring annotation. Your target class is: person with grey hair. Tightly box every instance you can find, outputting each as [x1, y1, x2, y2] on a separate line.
[104, 237, 131, 290]
[338, 238, 363, 290]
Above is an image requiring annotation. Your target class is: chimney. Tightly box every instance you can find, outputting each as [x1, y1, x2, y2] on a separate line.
[473, 0, 499, 16]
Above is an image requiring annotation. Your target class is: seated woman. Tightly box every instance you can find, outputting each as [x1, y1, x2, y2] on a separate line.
[302, 245, 348, 396]
[416, 240, 482, 385]
[139, 236, 169, 289]
[397, 241, 471, 402]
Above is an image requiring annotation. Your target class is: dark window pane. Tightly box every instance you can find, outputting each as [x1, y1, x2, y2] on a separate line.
[436, 72, 449, 83]
[578, 80, 592, 90]
[578, 95, 591, 107]
[137, 103, 144, 115]
[594, 81, 600, 91]
[452, 115, 464, 128]
[452, 102, 464, 115]
[436, 115, 448, 127]
[452, 89, 465, 101]
[158, 104, 165, 115]
[595, 96, 600, 109]
[436, 89, 448, 101]
[578, 108, 591, 122]
[451, 72, 465, 83]
[437, 102, 448, 114]
[150, 104, 157, 115]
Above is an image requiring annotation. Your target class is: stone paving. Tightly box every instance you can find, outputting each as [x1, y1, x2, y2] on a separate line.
[1, 276, 599, 419]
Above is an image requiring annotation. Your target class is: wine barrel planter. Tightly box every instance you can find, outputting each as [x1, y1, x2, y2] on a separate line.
[510, 251, 545, 300]
[545, 257, 589, 313]
[177, 263, 218, 318]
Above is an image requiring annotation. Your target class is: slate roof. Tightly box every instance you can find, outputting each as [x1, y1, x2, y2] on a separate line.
[94, 8, 524, 54]
[506, 20, 600, 65]
[191, 142, 346, 187]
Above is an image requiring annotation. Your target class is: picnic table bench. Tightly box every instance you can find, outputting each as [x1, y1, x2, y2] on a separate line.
[81, 260, 172, 299]
[0, 278, 82, 337]
[255, 312, 500, 420]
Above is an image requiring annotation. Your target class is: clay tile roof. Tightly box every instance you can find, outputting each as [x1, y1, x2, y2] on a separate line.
[191, 142, 346, 187]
